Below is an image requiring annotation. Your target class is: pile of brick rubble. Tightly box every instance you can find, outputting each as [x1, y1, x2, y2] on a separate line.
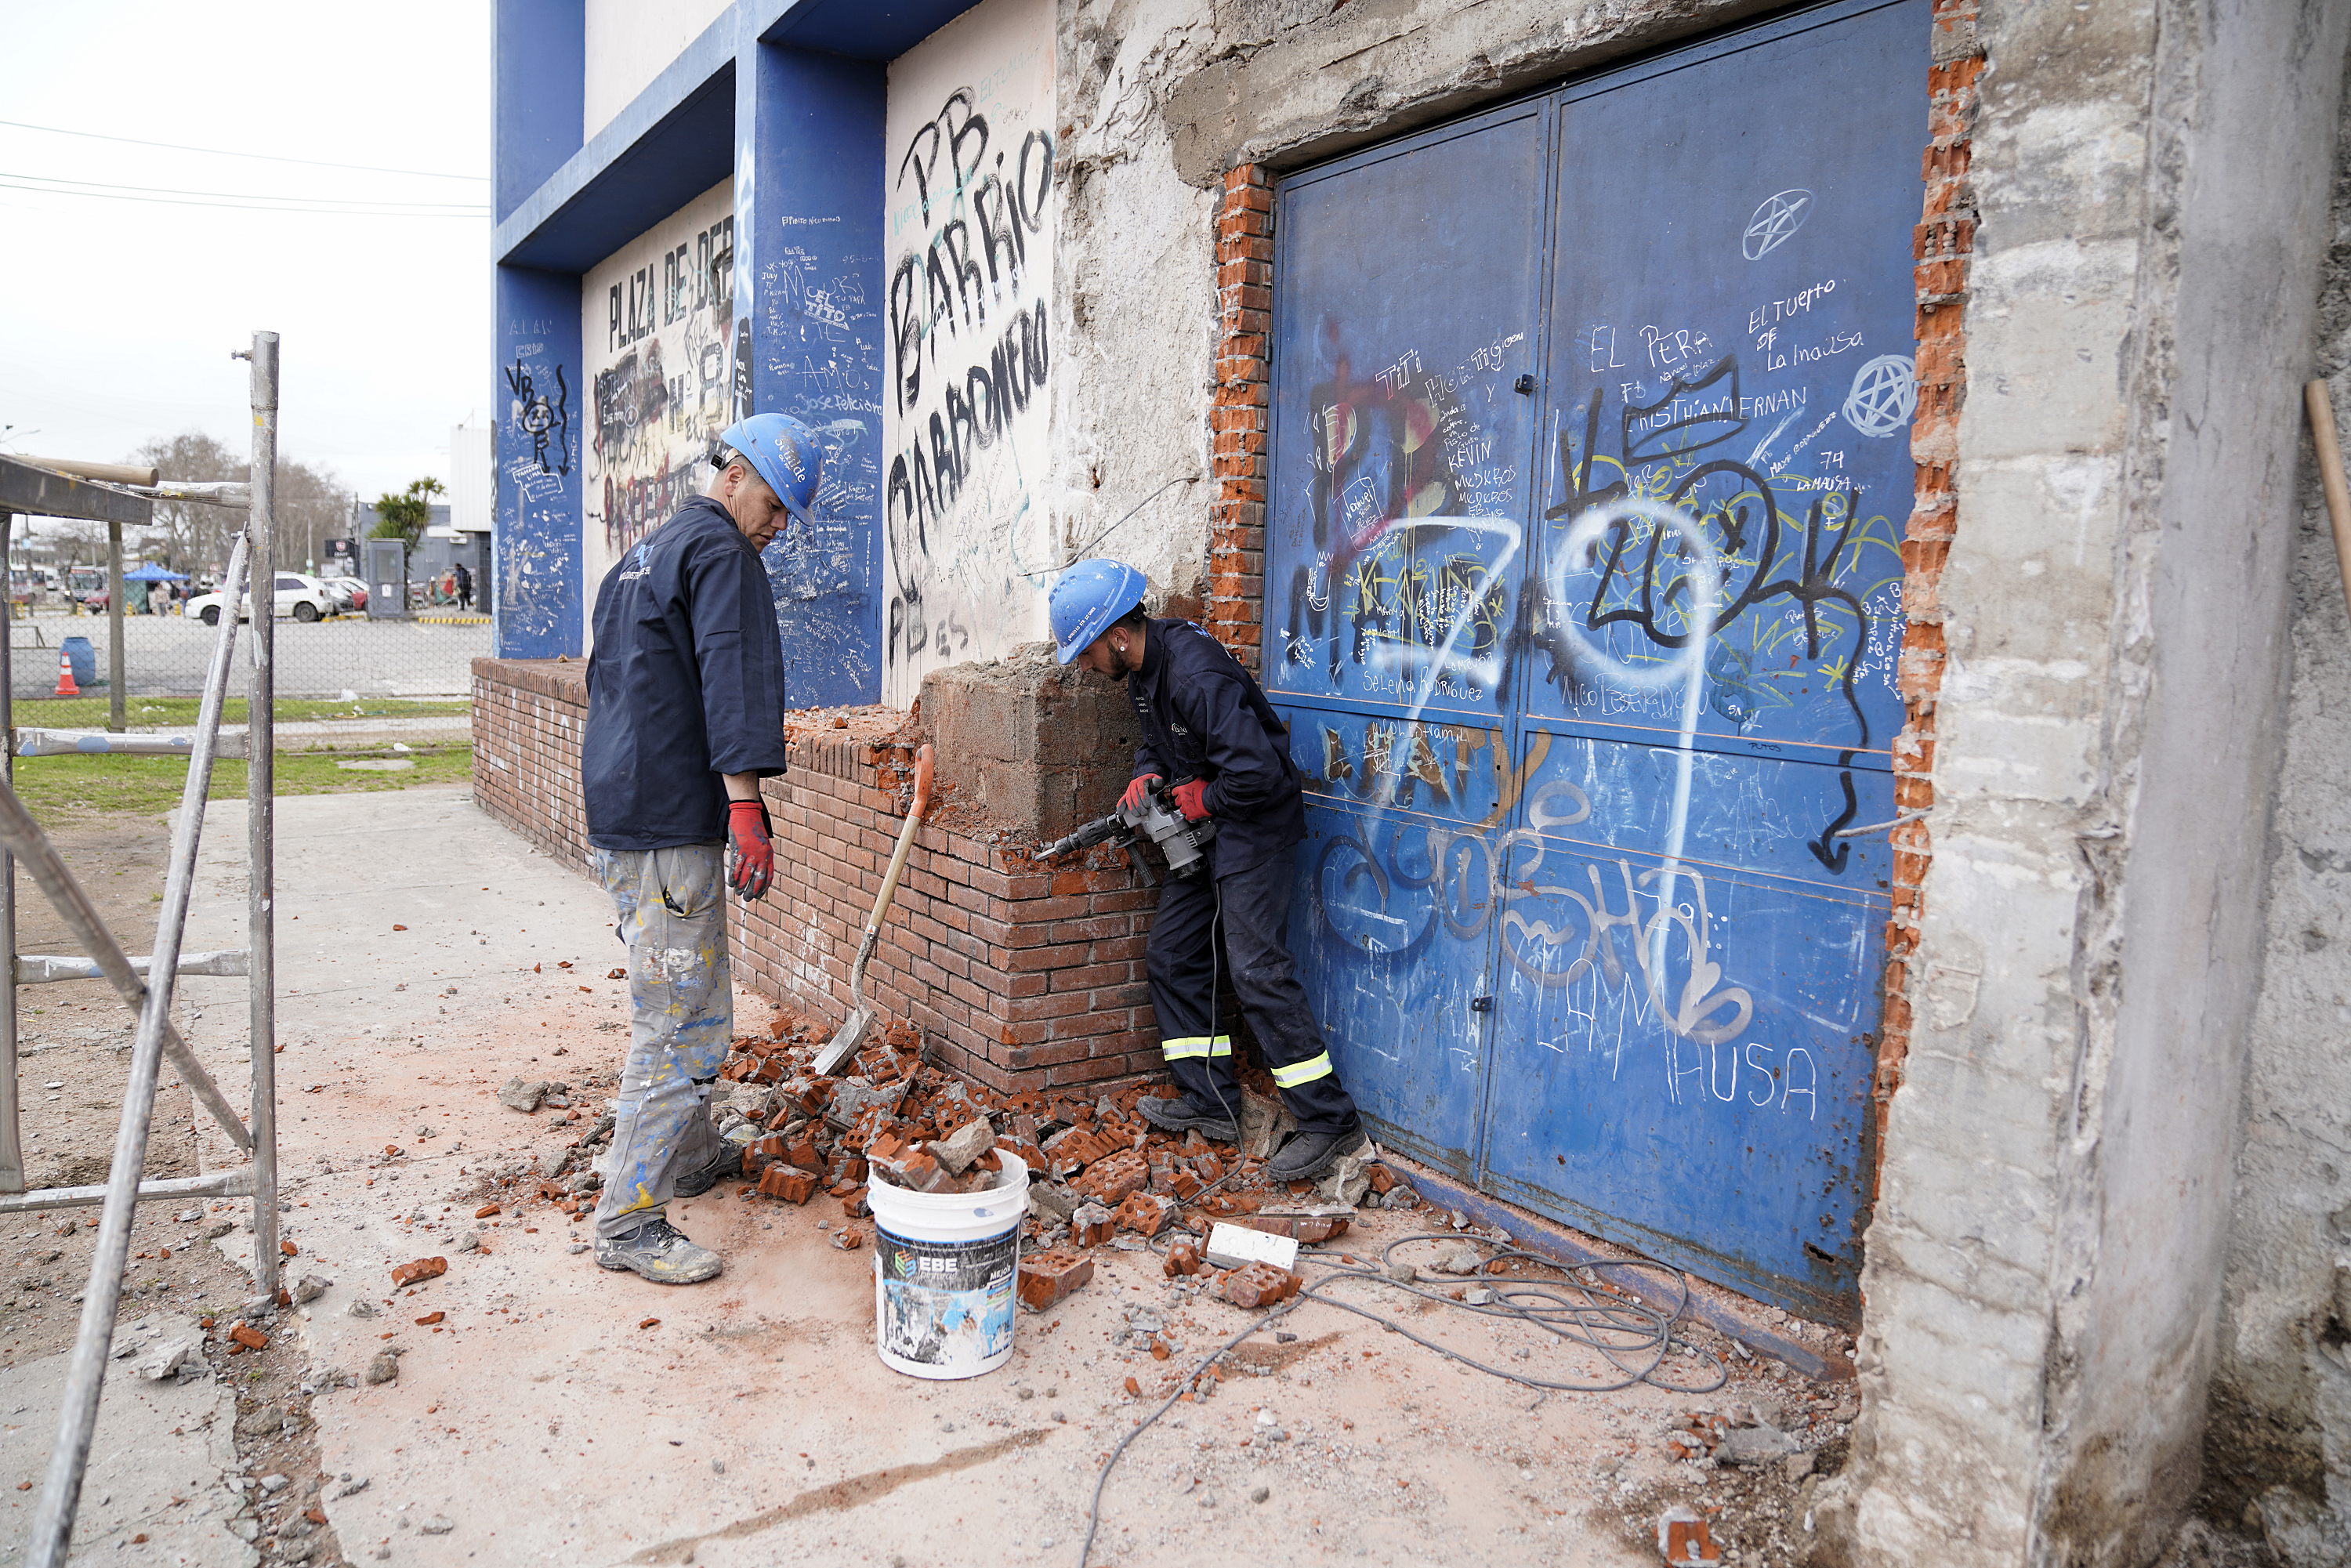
[677, 1021, 1425, 1313]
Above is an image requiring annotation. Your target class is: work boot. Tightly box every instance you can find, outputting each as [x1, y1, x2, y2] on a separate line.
[1136, 1094, 1238, 1143]
[672, 1142, 746, 1199]
[1265, 1124, 1370, 1184]
[594, 1218, 723, 1284]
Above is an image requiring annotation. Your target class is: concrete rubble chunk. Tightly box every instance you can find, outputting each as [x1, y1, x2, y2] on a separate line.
[929, 1115, 996, 1175]
[497, 1076, 550, 1113]
[1714, 1422, 1802, 1465]
[1317, 1143, 1378, 1206]
[364, 1352, 398, 1385]
[292, 1273, 331, 1304]
[1027, 1181, 1081, 1222]
[1424, 1239, 1486, 1276]
[135, 1327, 205, 1382]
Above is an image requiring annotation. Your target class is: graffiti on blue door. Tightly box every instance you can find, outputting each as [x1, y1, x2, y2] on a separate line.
[1265, 0, 1925, 1316]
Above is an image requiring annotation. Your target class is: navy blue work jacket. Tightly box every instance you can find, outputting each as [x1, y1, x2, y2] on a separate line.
[583, 496, 790, 850]
[1125, 618, 1305, 878]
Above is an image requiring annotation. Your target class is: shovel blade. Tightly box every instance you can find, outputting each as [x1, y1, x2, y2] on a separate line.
[812, 1007, 875, 1077]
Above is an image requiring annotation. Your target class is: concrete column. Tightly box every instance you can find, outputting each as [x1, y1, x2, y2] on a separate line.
[732, 32, 886, 708]
[1838, 2, 2351, 1563]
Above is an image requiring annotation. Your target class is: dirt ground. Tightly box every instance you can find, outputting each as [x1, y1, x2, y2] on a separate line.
[4, 785, 2291, 1568]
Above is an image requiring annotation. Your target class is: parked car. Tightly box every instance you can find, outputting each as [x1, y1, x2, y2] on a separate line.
[322, 575, 368, 614]
[187, 572, 334, 625]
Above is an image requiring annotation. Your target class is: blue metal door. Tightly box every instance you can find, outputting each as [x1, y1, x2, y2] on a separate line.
[1265, 0, 1925, 1316]
[1266, 97, 1549, 1179]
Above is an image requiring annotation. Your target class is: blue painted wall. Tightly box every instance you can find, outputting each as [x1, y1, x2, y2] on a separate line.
[737, 44, 886, 706]
[491, 0, 931, 683]
[493, 0, 583, 223]
[492, 265, 585, 657]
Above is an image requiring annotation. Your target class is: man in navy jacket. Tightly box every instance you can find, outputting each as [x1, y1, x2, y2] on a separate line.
[578, 413, 817, 1284]
[1050, 557, 1368, 1182]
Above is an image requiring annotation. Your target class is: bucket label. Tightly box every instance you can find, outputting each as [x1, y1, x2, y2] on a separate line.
[875, 1226, 1017, 1372]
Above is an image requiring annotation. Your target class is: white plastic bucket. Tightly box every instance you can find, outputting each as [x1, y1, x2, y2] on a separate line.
[868, 1152, 1029, 1380]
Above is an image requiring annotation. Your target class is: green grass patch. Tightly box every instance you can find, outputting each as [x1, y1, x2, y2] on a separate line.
[10, 697, 471, 729]
[11, 746, 476, 827]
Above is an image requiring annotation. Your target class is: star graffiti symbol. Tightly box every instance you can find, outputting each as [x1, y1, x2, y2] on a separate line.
[1742, 189, 1815, 261]
[1842, 355, 1918, 439]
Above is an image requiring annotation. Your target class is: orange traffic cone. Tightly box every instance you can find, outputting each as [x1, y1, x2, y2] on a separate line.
[53, 647, 78, 697]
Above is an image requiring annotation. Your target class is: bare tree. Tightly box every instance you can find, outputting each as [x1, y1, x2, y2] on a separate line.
[126, 431, 352, 577]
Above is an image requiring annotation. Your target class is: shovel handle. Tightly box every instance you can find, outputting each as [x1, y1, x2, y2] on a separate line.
[859, 744, 933, 940]
[2309, 380, 2351, 617]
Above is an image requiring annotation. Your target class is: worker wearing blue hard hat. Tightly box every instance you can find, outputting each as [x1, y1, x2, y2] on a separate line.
[575, 411, 822, 1286]
[1051, 557, 1368, 1182]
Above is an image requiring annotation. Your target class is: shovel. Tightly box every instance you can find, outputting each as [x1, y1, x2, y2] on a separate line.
[813, 742, 933, 1076]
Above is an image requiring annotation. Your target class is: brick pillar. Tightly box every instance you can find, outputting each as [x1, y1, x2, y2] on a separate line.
[1207, 165, 1273, 671]
[1875, 0, 1982, 1154]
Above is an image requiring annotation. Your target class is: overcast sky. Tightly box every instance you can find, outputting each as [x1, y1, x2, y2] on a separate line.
[0, 0, 490, 509]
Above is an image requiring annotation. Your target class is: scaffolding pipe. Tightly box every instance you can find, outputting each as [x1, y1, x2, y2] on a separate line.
[0, 1168, 252, 1215]
[105, 520, 123, 733]
[16, 949, 248, 985]
[21, 486, 260, 1563]
[246, 331, 281, 1301]
[0, 510, 16, 1193]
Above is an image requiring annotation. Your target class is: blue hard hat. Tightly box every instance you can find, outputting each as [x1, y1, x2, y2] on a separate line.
[1049, 558, 1149, 664]
[718, 414, 821, 525]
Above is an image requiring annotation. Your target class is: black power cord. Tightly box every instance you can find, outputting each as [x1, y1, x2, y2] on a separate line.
[1076, 1231, 1727, 1566]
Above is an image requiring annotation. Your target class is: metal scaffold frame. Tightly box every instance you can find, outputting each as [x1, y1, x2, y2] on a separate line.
[2, 332, 282, 1568]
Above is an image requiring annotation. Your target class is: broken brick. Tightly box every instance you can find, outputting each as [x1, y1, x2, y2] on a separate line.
[831, 1228, 863, 1251]
[1074, 1149, 1149, 1206]
[227, 1322, 268, 1351]
[415, 1311, 444, 1326]
[1366, 1162, 1397, 1195]
[1114, 1192, 1176, 1237]
[1070, 1203, 1116, 1248]
[1657, 1505, 1722, 1565]
[280, 1239, 299, 1257]
[1163, 1242, 1204, 1277]
[389, 1257, 447, 1288]
[842, 1189, 871, 1219]
[473, 1203, 502, 1219]
[758, 1166, 816, 1203]
[1237, 1212, 1350, 1244]
[1016, 1247, 1094, 1312]
[1214, 1262, 1301, 1309]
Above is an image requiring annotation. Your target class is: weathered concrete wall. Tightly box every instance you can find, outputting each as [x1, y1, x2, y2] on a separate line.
[1049, 0, 1783, 644]
[882, 0, 1060, 701]
[2215, 48, 2351, 1553]
[578, 178, 737, 643]
[1846, 1, 2349, 1563]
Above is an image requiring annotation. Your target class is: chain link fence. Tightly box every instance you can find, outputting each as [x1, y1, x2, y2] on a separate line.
[5, 600, 490, 702]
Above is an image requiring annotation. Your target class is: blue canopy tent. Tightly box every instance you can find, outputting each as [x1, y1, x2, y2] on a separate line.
[120, 562, 189, 614]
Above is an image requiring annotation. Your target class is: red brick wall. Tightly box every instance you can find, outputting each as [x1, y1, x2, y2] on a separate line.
[1205, 165, 1273, 670]
[470, 657, 590, 867]
[1876, 1, 1982, 1153]
[468, 658, 1161, 1092]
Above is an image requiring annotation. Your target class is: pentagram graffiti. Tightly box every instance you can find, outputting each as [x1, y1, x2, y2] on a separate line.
[1841, 354, 1916, 438]
[1742, 189, 1814, 261]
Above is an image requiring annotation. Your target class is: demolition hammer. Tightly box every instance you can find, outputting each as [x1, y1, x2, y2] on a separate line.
[1038, 777, 1216, 882]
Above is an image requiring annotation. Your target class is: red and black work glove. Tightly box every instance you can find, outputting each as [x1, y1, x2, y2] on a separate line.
[726, 798, 774, 900]
[1120, 773, 1164, 813]
[1172, 779, 1211, 821]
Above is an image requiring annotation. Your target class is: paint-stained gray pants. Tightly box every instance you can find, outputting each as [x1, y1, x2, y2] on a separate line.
[589, 843, 733, 1240]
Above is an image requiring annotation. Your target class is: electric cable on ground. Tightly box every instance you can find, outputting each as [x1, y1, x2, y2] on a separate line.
[1076, 1229, 1726, 1566]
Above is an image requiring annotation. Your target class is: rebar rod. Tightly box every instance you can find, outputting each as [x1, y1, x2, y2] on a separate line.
[246, 331, 281, 1300]
[0, 1168, 252, 1215]
[20, 453, 263, 1566]
[0, 509, 18, 1193]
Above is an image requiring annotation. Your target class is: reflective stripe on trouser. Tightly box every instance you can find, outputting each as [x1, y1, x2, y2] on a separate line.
[1161, 1035, 1232, 1062]
[1143, 846, 1360, 1135]
[589, 843, 733, 1239]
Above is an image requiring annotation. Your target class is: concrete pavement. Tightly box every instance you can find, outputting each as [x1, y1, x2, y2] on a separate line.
[118, 782, 1809, 1566]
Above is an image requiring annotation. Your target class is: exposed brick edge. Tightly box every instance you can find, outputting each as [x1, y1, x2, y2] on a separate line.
[1206, 164, 1273, 670]
[1875, 3, 1982, 1167]
[467, 656, 1163, 1092]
